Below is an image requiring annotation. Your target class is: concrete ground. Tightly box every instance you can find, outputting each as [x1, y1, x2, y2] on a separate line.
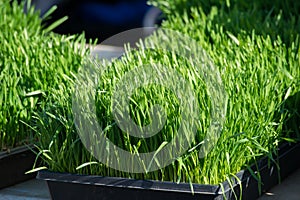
[0, 179, 50, 200]
[259, 168, 300, 200]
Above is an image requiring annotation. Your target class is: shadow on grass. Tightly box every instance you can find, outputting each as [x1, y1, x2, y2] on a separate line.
[161, 0, 300, 47]
[281, 91, 300, 141]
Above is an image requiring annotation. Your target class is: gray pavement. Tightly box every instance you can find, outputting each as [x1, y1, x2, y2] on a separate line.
[90, 44, 124, 61]
[0, 179, 50, 200]
[259, 168, 300, 200]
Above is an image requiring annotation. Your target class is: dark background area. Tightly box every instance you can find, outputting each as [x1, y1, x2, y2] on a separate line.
[30, 0, 162, 42]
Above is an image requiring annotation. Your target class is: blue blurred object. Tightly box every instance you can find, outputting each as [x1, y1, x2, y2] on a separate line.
[32, 0, 161, 42]
[80, 1, 150, 26]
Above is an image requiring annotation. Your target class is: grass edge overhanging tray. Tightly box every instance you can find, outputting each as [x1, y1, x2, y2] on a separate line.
[37, 142, 300, 200]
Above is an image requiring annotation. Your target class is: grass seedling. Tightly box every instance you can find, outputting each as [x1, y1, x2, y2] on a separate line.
[0, 0, 89, 150]
[31, 0, 300, 195]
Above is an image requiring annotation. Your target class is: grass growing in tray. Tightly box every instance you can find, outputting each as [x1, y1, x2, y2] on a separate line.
[33, 0, 300, 189]
[0, 1, 88, 150]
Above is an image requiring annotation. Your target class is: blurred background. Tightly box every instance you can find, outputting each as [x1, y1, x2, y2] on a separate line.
[30, 0, 162, 43]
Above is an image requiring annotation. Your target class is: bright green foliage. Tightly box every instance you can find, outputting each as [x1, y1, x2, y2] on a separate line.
[0, 1, 88, 149]
[33, 0, 300, 189]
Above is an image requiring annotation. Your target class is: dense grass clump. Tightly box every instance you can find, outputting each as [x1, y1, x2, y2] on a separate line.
[0, 1, 88, 150]
[149, 0, 300, 46]
[33, 0, 300, 190]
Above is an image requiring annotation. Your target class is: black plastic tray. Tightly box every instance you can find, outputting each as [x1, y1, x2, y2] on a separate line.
[0, 145, 37, 189]
[37, 142, 300, 200]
